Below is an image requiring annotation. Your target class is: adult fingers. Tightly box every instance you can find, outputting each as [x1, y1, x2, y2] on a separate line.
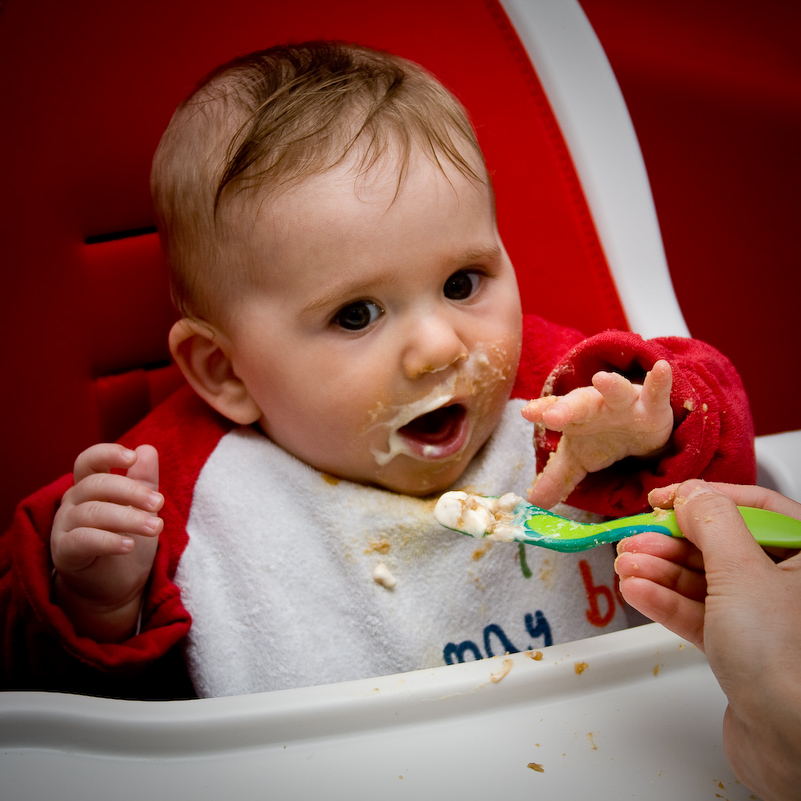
[671, 480, 775, 582]
[650, 481, 801, 521]
[615, 548, 707, 603]
[701, 482, 801, 520]
[617, 530, 706, 572]
[617, 574, 706, 650]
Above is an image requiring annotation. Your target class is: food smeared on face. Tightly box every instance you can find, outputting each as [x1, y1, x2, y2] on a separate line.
[371, 346, 514, 468]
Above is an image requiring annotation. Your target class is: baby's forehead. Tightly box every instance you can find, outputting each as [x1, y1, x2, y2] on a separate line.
[236, 151, 494, 265]
[233, 141, 492, 222]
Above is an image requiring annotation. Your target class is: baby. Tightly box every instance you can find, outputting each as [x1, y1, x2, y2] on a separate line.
[1, 42, 756, 698]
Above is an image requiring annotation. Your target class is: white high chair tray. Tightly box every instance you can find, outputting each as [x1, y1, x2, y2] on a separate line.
[1, 623, 752, 800]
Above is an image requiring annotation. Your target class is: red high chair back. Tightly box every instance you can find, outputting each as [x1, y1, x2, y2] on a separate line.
[0, 0, 633, 526]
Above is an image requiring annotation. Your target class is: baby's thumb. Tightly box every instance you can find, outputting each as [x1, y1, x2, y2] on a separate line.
[672, 480, 769, 579]
[125, 444, 160, 493]
[527, 448, 585, 509]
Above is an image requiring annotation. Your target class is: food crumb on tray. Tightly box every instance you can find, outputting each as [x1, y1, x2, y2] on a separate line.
[490, 658, 514, 683]
[527, 762, 545, 773]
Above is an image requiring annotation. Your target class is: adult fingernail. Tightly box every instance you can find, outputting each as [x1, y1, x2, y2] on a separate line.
[676, 480, 716, 503]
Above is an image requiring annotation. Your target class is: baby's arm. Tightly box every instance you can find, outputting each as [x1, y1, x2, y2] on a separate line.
[51, 443, 163, 642]
[523, 360, 673, 509]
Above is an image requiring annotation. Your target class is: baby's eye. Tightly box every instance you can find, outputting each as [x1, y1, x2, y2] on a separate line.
[443, 270, 481, 301]
[334, 300, 383, 331]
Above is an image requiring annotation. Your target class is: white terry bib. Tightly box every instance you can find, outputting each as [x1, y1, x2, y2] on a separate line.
[177, 400, 627, 697]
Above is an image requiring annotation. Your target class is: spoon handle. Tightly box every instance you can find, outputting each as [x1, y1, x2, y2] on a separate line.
[581, 506, 801, 549]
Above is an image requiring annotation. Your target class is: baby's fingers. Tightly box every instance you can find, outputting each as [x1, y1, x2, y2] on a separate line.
[539, 387, 602, 429]
[527, 446, 587, 509]
[54, 527, 137, 570]
[591, 371, 635, 409]
[53, 503, 163, 572]
[64, 497, 163, 539]
[641, 359, 672, 411]
[521, 395, 559, 424]
[73, 443, 139, 483]
[66, 471, 163, 515]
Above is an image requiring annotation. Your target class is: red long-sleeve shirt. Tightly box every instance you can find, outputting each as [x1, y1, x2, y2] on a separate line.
[0, 316, 755, 698]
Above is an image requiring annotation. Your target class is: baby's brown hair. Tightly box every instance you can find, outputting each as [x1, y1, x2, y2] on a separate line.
[151, 41, 487, 324]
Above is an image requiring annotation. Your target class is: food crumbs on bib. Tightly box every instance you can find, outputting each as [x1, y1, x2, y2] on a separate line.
[372, 562, 397, 589]
[364, 537, 391, 555]
[472, 543, 491, 560]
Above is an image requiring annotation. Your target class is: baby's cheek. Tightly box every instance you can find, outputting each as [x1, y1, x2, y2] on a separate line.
[485, 334, 521, 386]
[471, 339, 519, 419]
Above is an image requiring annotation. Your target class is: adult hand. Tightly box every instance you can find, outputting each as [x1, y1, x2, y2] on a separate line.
[615, 480, 801, 801]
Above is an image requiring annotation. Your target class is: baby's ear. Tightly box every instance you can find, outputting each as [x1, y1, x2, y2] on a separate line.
[168, 318, 261, 425]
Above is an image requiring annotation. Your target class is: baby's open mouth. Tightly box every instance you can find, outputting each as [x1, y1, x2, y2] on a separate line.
[396, 404, 468, 458]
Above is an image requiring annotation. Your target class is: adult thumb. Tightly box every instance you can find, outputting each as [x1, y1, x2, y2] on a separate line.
[672, 480, 771, 581]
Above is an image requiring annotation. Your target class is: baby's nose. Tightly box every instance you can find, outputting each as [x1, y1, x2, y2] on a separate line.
[402, 316, 468, 379]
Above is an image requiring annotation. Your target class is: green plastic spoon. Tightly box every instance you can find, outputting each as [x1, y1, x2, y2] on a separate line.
[433, 491, 801, 553]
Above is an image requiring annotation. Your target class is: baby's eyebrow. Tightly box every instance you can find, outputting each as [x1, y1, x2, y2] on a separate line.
[456, 244, 501, 265]
[301, 278, 389, 315]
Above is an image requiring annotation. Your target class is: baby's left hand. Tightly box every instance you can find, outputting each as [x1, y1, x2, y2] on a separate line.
[523, 359, 673, 508]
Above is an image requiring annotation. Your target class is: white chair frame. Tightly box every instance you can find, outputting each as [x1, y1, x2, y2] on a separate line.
[502, 0, 801, 502]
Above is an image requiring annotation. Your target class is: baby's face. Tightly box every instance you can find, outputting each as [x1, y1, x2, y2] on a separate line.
[222, 150, 522, 495]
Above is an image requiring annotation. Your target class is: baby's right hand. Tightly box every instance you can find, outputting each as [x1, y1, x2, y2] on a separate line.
[50, 443, 163, 641]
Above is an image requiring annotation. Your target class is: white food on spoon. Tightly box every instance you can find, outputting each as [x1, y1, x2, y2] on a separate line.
[434, 490, 525, 541]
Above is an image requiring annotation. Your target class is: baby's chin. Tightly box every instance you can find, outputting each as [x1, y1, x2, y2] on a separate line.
[369, 467, 469, 498]
[366, 439, 488, 497]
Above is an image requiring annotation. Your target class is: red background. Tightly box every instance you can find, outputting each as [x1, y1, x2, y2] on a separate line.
[1, 0, 798, 529]
[581, 0, 801, 438]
